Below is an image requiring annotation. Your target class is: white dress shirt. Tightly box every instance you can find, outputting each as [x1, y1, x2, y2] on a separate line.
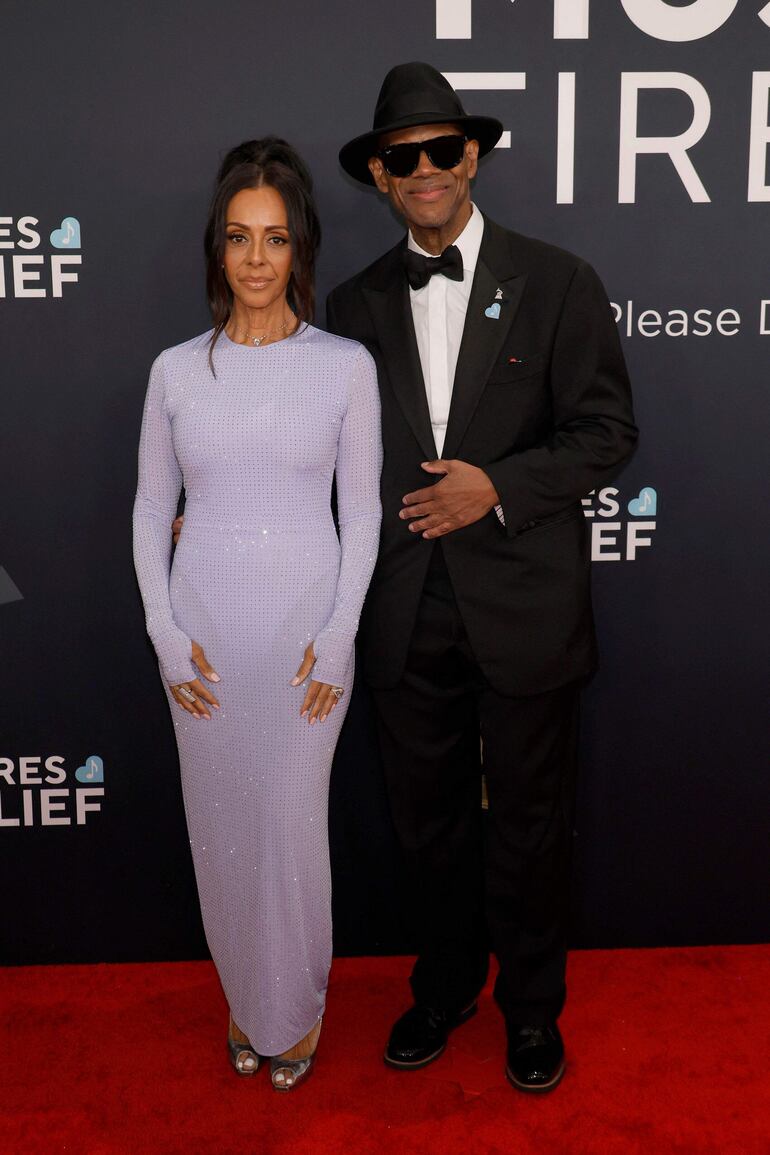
[407, 204, 505, 523]
[407, 202, 484, 457]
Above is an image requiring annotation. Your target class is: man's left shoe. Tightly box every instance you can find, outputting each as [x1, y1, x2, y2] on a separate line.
[505, 1023, 565, 1093]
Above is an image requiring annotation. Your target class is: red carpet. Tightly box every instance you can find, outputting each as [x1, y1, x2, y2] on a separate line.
[2, 947, 768, 1154]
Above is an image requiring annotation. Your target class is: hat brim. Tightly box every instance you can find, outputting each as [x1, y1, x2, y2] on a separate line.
[339, 114, 504, 185]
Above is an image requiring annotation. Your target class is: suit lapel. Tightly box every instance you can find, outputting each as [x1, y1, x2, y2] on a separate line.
[442, 219, 528, 461]
[362, 242, 437, 460]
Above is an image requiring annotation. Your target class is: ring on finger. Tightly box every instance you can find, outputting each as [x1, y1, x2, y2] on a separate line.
[177, 686, 197, 703]
[331, 686, 344, 699]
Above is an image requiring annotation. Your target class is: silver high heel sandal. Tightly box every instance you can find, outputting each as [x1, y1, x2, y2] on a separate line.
[269, 1018, 322, 1092]
[228, 1014, 260, 1076]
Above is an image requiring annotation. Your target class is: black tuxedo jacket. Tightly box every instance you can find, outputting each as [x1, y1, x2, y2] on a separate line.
[326, 215, 637, 696]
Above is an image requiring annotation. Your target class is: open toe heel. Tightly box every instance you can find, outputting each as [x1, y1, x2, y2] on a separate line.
[270, 1053, 315, 1091]
[228, 1015, 260, 1076]
[269, 1018, 321, 1092]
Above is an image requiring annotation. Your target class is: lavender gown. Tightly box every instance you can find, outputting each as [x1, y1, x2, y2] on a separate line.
[133, 325, 382, 1054]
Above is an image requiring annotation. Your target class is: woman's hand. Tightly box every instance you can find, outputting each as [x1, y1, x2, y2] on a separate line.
[170, 641, 221, 720]
[291, 643, 344, 724]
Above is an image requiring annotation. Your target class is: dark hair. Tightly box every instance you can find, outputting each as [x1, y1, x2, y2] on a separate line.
[204, 137, 321, 368]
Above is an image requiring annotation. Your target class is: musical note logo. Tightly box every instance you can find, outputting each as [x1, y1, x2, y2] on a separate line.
[50, 217, 81, 249]
[75, 754, 104, 783]
[628, 487, 657, 517]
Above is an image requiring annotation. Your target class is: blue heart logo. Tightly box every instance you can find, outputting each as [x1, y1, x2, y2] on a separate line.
[75, 754, 104, 783]
[484, 302, 501, 320]
[628, 487, 657, 517]
[50, 217, 81, 249]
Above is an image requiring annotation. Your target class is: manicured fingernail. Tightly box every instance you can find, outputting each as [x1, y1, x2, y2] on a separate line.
[290, 677, 300, 686]
[310, 717, 316, 725]
[212, 703, 220, 709]
[320, 714, 327, 722]
[210, 673, 220, 683]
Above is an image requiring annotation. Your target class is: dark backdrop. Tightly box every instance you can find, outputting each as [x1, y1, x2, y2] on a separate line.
[1, 0, 768, 964]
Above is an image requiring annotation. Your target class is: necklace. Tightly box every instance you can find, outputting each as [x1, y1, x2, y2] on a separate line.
[234, 318, 293, 346]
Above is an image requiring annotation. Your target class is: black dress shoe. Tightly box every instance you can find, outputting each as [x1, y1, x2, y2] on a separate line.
[505, 1023, 565, 1093]
[384, 1001, 478, 1069]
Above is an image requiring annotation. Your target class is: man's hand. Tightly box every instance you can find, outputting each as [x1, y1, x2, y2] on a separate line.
[399, 459, 500, 539]
[172, 515, 184, 546]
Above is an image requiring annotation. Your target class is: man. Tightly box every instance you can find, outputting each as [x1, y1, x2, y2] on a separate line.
[326, 62, 637, 1091]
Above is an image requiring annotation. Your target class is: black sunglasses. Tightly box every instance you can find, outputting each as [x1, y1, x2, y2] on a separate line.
[376, 134, 467, 178]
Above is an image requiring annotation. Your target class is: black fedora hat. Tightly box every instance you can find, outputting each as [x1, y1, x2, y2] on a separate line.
[339, 61, 503, 185]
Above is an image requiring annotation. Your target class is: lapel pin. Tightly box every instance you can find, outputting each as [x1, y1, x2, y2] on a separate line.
[485, 288, 505, 319]
[508, 356, 526, 364]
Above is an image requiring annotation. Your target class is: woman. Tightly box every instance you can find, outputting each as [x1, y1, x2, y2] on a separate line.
[132, 138, 382, 1089]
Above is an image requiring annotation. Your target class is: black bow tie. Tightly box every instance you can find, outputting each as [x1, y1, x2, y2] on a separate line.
[404, 244, 464, 291]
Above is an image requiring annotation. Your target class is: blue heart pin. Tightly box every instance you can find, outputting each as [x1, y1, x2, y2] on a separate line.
[75, 754, 104, 783]
[484, 302, 501, 320]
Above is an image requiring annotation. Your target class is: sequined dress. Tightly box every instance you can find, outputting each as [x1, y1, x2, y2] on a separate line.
[132, 325, 382, 1053]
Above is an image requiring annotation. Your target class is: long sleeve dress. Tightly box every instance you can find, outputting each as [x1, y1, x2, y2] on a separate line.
[132, 324, 382, 1054]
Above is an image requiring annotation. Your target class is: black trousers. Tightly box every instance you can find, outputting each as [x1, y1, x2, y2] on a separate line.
[372, 546, 580, 1026]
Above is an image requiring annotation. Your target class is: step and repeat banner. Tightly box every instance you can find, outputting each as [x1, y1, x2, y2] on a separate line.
[2, 1, 768, 963]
